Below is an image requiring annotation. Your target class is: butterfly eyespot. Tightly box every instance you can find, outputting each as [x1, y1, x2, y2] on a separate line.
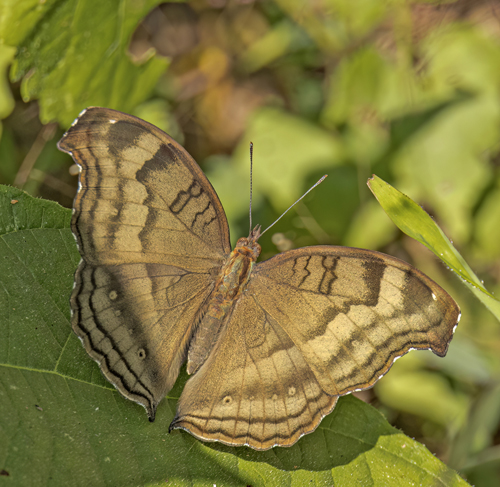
[137, 348, 147, 360]
[288, 387, 296, 396]
[222, 396, 232, 404]
[108, 290, 118, 300]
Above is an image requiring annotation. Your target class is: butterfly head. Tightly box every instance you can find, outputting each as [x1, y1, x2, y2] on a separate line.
[234, 225, 262, 261]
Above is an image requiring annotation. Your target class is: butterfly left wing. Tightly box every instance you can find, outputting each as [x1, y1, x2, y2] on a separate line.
[59, 108, 231, 420]
[171, 245, 459, 449]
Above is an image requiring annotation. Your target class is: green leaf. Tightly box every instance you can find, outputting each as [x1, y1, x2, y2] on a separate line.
[375, 353, 469, 429]
[0, 184, 469, 485]
[0, 0, 169, 126]
[238, 20, 302, 73]
[368, 175, 500, 321]
[0, 44, 15, 120]
[390, 25, 500, 244]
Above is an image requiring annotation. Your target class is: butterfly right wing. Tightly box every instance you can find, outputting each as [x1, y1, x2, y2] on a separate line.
[171, 245, 459, 449]
[59, 108, 231, 419]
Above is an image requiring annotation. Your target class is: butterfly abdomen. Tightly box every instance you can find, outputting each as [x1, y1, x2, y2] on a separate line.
[186, 240, 260, 374]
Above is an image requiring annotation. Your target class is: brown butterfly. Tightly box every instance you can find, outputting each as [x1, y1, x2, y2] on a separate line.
[58, 107, 460, 450]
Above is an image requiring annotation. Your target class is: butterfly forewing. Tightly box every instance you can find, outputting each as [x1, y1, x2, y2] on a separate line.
[59, 108, 231, 419]
[251, 246, 459, 396]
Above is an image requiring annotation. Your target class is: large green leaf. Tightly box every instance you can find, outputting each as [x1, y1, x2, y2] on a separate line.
[368, 175, 500, 321]
[0, 0, 169, 126]
[0, 184, 469, 486]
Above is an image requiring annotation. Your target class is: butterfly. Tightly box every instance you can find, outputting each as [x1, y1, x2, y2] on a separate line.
[58, 107, 460, 450]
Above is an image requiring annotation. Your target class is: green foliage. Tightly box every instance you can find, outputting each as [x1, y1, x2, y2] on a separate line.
[1, 0, 169, 126]
[368, 175, 500, 319]
[0, 45, 15, 119]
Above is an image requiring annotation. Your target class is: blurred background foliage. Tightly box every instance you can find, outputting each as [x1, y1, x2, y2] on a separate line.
[1, 0, 500, 484]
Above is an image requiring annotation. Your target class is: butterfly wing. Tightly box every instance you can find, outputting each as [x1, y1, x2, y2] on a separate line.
[171, 246, 459, 448]
[250, 246, 459, 396]
[59, 107, 231, 419]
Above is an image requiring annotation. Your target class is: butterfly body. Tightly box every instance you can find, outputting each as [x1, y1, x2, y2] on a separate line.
[59, 107, 460, 450]
[210, 232, 262, 313]
[187, 231, 261, 375]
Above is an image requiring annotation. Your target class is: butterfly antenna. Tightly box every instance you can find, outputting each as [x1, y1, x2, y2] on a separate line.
[260, 175, 328, 237]
[249, 142, 254, 235]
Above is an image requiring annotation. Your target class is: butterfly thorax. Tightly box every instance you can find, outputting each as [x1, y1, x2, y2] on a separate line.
[186, 233, 261, 375]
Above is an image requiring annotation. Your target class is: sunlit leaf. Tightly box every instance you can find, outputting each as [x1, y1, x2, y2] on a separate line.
[0, 44, 15, 120]
[0, 0, 169, 126]
[368, 175, 500, 321]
